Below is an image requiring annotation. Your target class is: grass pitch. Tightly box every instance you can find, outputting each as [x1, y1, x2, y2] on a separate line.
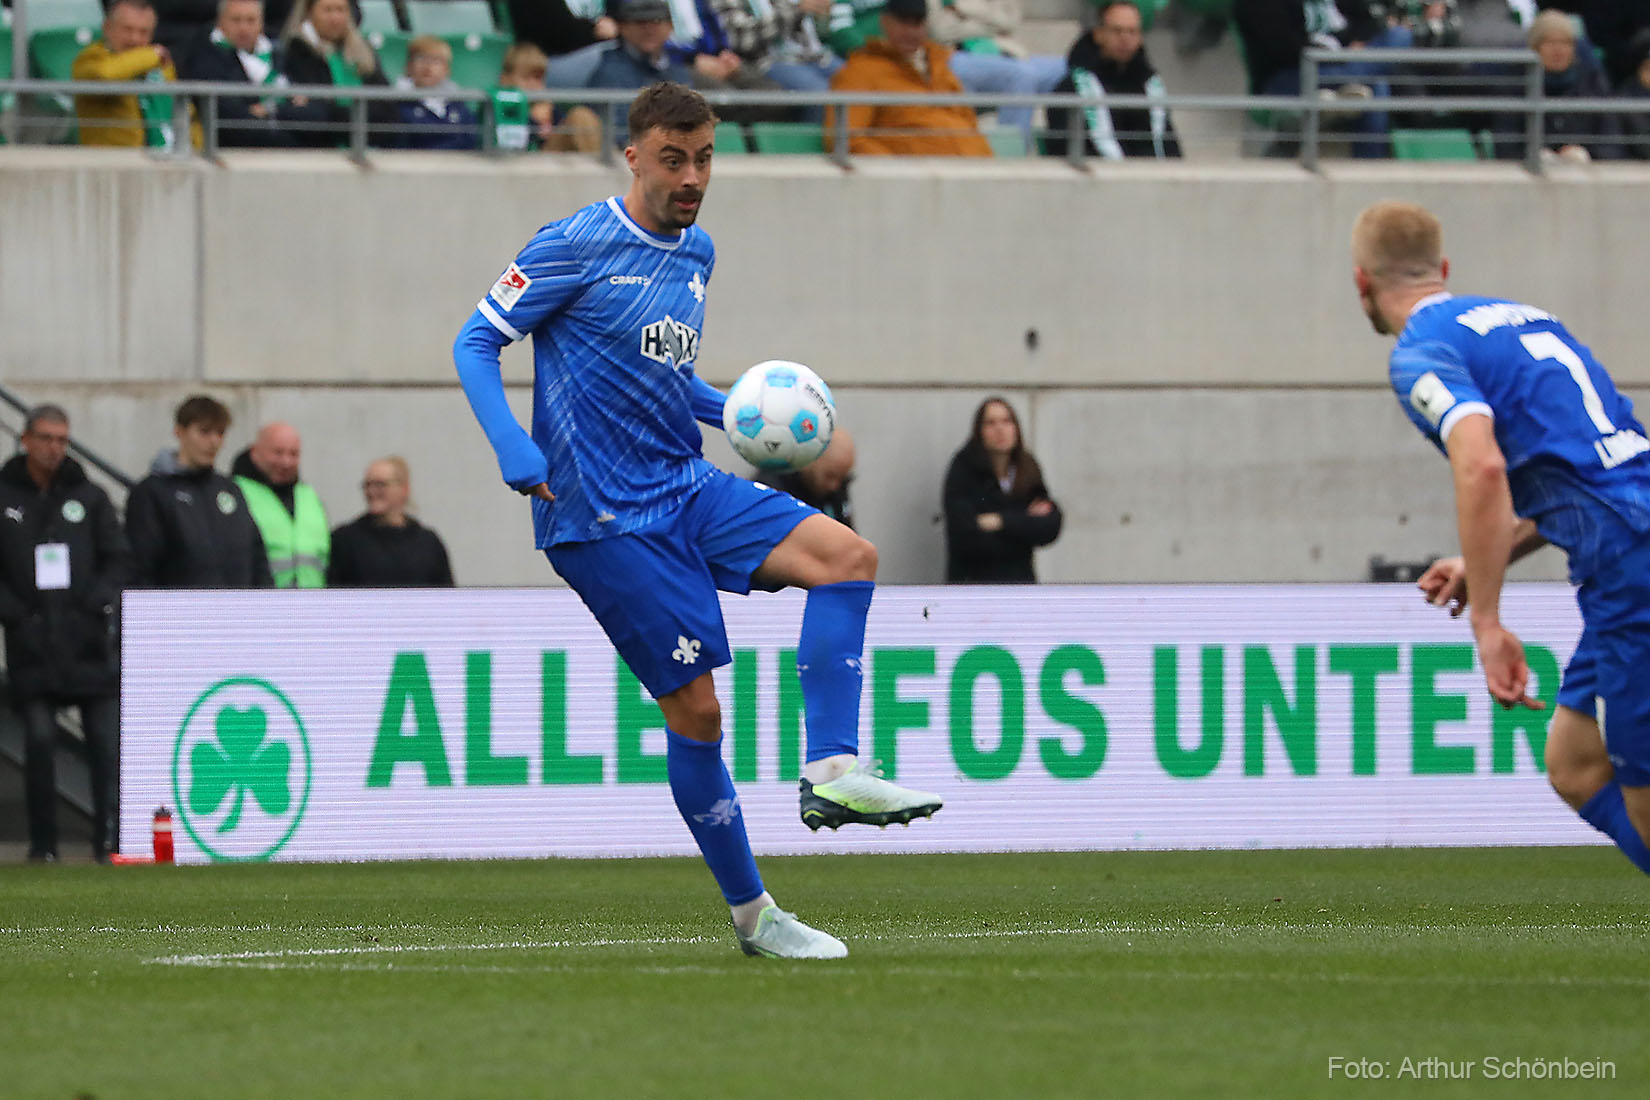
[1, 848, 1645, 1099]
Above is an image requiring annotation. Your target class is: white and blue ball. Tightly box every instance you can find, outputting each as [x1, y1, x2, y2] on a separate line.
[723, 360, 836, 472]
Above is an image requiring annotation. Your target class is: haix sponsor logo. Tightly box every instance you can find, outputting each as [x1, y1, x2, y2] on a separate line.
[640, 316, 700, 368]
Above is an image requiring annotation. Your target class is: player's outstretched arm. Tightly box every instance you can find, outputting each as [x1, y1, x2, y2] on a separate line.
[689, 374, 727, 429]
[1445, 414, 1542, 710]
[452, 314, 551, 492]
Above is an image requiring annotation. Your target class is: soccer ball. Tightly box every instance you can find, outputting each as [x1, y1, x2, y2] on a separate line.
[722, 360, 836, 472]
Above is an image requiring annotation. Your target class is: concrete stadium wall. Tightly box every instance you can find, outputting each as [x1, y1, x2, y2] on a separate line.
[4, 148, 1649, 585]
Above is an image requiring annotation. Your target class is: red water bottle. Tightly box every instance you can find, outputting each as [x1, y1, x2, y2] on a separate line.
[152, 807, 175, 864]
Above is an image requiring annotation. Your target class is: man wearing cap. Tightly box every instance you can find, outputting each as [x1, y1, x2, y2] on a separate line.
[588, 0, 698, 112]
[826, 0, 992, 155]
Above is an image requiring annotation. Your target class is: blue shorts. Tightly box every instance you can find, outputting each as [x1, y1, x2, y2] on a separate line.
[1555, 536, 1650, 786]
[548, 470, 815, 699]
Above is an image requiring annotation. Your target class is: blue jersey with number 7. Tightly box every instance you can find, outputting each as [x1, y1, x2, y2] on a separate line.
[1389, 293, 1650, 584]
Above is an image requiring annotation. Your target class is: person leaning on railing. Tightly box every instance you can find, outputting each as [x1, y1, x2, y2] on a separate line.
[1492, 11, 1621, 163]
[1617, 29, 1650, 161]
[72, 0, 205, 150]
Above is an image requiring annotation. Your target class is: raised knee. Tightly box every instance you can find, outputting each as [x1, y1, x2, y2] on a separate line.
[841, 535, 877, 582]
[1547, 754, 1611, 809]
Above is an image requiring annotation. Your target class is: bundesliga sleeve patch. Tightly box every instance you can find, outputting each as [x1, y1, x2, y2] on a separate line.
[1408, 371, 1458, 429]
[489, 263, 532, 311]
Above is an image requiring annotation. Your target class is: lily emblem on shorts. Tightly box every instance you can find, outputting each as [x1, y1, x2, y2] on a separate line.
[672, 636, 701, 664]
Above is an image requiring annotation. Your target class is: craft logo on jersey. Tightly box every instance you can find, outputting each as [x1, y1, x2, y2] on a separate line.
[640, 315, 700, 369]
[489, 263, 532, 310]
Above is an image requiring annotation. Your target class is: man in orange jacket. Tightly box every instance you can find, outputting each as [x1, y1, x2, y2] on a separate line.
[826, 0, 992, 157]
[72, 0, 203, 150]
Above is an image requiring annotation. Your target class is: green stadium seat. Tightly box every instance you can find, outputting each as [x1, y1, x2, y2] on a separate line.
[445, 33, 510, 91]
[359, 0, 403, 35]
[749, 122, 824, 154]
[29, 25, 98, 80]
[982, 125, 1029, 157]
[405, 0, 496, 35]
[714, 122, 747, 155]
[23, 0, 105, 34]
[368, 29, 411, 82]
[1391, 128, 1479, 161]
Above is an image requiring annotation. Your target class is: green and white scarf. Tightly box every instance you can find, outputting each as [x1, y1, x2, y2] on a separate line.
[137, 68, 177, 149]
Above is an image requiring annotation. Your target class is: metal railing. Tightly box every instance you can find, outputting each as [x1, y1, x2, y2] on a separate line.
[0, 380, 136, 492]
[3, 47, 1647, 169]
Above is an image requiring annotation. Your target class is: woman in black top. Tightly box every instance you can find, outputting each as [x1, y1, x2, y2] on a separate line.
[327, 457, 455, 587]
[942, 397, 1062, 583]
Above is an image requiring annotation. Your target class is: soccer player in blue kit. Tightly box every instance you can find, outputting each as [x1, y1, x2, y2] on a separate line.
[451, 84, 942, 958]
[1353, 200, 1650, 877]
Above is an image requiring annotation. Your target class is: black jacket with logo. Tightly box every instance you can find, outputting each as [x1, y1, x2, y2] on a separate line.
[0, 455, 129, 703]
[124, 449, 273, 588]
[1044, 32, 1183, 160]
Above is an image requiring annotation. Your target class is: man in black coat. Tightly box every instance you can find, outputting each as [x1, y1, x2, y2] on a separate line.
[0, 407, 129, 862]
[124, 395, 273, 589]
[177, 0, 299, 147]
[1045, 0, 1183, 160]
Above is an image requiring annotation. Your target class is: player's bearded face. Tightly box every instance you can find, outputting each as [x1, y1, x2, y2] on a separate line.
[1355, 268, 1390, 335]
[635, 125, 715, 231]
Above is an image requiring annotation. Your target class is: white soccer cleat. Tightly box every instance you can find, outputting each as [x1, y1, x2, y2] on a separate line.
[736, 906, 849, 959]
[799, 760, 943, 831]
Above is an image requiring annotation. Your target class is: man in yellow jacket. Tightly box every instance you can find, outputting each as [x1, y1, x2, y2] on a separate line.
[72, 0, 203, 150]
[826, 0, 993, 157]
[232, 422, 331, 588]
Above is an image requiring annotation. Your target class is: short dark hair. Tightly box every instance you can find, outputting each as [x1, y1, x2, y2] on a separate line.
[628, 82, 716, 143]
[23, 405, 70, 435]
[108, 0, 157, 15]
[174, 394, 232, 432]
[1095, 0, 1141, 19]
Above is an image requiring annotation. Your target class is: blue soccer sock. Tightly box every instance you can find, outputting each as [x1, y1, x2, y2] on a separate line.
[797, 580, 874, 764]
[666, 730, 765, 906]
[1577, 782, 1650, 876]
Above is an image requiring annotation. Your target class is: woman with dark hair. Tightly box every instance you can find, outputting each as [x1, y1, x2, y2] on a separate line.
[942, 397, 1063, 583]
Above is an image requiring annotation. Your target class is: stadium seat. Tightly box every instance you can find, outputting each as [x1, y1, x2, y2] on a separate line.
[714, 122, 748, 155]
[749, 122, 824, 154]
[23, 0, 105, 34]
[405, 0, 496, 35]
[368, 30, 411, 82]
[445, 33, 511, 91]
[982, 125, 1030, 157]
[1390, 128, 1479, 161]
[29, 25, 98, 80]
[358, 0, 403, 35]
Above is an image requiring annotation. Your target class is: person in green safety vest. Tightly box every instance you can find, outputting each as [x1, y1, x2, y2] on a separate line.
[231, 422, 331, 588]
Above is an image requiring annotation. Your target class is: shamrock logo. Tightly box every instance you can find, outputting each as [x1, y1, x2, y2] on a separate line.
[173, 678, 311, 862]
[189, 706, 291, 833]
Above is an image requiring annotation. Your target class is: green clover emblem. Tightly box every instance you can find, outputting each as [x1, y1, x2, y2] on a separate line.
[172, 678, 311, 861]
[189, 705, 292, 833]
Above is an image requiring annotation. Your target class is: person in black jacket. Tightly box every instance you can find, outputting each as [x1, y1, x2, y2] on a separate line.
[1618, 29, 1650, 160]
[178, 0, 300, 147]
[942, 397, 1062, 583]
[1044, 1, 1182, 160]
[0, 407, 129, 863]
[124, 395, 273, 589]
[327, 457, 454, 586]
[1494, 11, 1621, 162]
[277, 0, 390, 148]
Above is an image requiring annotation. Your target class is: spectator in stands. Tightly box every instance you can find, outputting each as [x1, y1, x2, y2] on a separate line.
[73, 0, 204, 150]
[327, 457, 455, 586]
[0, 407, 128, 864]
[392, 36, 481, 149]
[126, 395, 272, 589]
[756, 427, 858, 529]
[587, 0, 696, 137]
[1044, 0, 1183, 159]
[154, 1, 221, 56]
[710, 0, 845, 119]
[177, 0, 299, 148]
[497, 42, 603, 151]
[826, 0, 1062, 136]
[942, 396, 1061, 583]
[1233, 0, 1413, 158]
[1529, 2, 1650, 88]
[508, 0, 622, 89]
[826, 0, 993, 155]
[278, 0, 390, 148]
[1493, 11, 1619, 161]
[1616, 29, 1650, 160]
[232, 422, 330, 588]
